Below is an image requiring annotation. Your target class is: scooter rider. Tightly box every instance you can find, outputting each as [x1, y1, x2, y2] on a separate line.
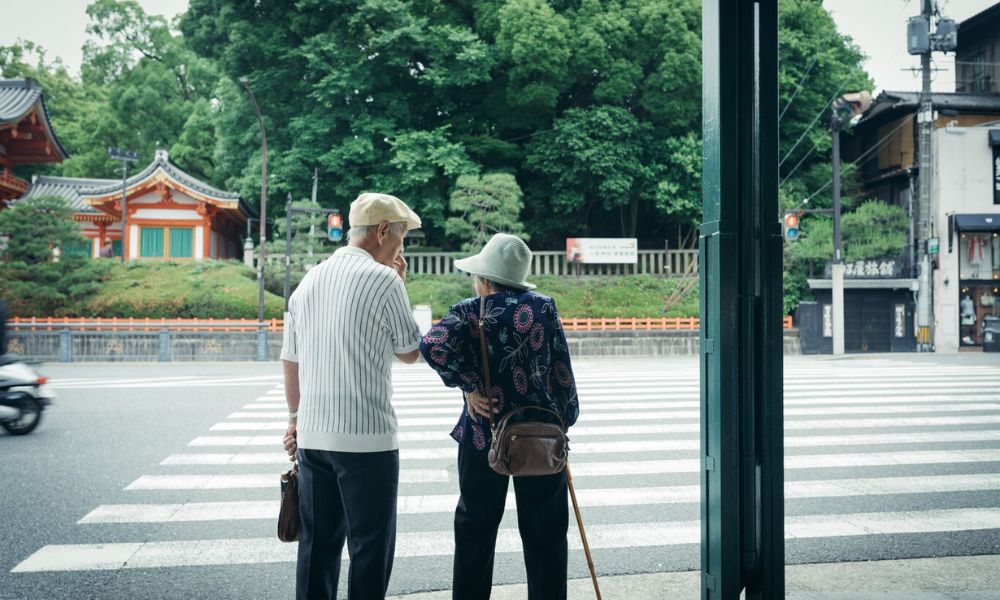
[0, 296, 8, 356]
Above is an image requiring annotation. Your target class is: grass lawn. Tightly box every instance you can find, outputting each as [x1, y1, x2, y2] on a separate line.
[40, 261, 697, 320]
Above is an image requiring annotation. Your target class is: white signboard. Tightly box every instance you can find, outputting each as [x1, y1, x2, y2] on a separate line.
[566, 238, 638, 265]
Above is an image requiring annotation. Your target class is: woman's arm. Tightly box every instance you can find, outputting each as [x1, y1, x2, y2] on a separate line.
[419, 303, 482, 394]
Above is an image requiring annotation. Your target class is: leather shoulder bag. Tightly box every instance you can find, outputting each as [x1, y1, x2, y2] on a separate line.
[477, 297, 569, 477]
[277, 462, 300, 542]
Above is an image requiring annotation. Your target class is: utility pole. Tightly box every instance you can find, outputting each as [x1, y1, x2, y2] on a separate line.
[239, 77, 268, 328]
[908, 0, 957, 351]
[107, 147, 139, 262]
[830, 116, 846, 355]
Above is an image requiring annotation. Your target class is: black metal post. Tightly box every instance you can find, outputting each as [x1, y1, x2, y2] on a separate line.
[239, 78, 268, 326]
[120, 161, 127, 263]
[831, 117, 843, 263]
[701, 1, 783, 598]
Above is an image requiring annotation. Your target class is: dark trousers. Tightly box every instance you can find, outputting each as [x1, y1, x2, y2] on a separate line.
[452, 444, 568, 600]
[296, 448, 399, 600]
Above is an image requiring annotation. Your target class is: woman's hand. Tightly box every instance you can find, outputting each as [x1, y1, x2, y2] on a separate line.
[465, 390, 497, 419]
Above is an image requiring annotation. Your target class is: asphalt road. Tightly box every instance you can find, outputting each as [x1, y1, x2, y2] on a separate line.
[1, 354, 999, 599]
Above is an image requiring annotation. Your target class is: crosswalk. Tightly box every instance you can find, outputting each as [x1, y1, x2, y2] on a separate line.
[10, 357, 1000, 596]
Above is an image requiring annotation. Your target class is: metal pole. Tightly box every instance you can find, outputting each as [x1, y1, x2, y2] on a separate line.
[284, 192, 292, 311]
[915, 0, 935, 350]
[120, 160, 127, 263]
[831, 118, 846, 355]
[240, 78, 268, 326]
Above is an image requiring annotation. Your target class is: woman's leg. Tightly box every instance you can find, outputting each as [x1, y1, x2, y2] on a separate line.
[513, 470, 569, 600]
[452, 444, 510, 600]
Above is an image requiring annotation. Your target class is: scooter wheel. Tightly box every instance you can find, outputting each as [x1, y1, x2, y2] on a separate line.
[1, 397, 43, 436]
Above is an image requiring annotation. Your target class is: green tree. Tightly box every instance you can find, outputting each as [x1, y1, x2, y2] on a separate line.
[0, 196, 110, 316]
[445, 173, 527, 251]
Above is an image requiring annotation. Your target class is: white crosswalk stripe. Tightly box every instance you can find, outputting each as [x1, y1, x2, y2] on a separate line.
[11, 357, 1000, 587]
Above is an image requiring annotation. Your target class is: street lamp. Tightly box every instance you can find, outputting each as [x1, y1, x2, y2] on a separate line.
[239, 77, 268, 326]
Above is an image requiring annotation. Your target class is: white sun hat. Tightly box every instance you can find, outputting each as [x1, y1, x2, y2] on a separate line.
[454, 233, 536, 291]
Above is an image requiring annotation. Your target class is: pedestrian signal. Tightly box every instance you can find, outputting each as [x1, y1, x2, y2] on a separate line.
[328, 212, 343, 242]
[783, 213, 800, 241]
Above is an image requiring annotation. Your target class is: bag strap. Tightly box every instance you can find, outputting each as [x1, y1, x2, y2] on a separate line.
[478, 296, 496, 437]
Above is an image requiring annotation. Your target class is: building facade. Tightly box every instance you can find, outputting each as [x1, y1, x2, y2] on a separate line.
[20, 149, 255, 260]
[955, 4, 1000, 94]
[932, 124, 1000, 352]
[0, 79, 68, 203]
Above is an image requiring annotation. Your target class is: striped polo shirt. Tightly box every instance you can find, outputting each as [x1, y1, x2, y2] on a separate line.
[280, 245, 422, 453]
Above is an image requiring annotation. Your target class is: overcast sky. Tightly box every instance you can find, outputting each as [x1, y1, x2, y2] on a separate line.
[1, 0, 996, 94]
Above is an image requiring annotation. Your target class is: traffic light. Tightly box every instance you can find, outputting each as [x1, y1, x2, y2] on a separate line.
[327, 212, 343, 242]
[783, 213, 800, 241]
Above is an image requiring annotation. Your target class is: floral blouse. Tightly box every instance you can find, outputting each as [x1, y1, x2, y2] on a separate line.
[419, 290, 580, 452]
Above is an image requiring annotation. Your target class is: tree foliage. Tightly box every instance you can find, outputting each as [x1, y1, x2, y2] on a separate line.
[445, 173, 527, 251]
[4, 0, 874, 268]
[0, 196, 111, 316]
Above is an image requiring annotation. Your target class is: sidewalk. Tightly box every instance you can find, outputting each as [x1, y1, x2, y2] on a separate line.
[389, 555, 1000, 599]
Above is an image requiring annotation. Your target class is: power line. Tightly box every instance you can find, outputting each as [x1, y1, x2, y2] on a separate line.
[796, 114, 915, 207]
[779, 136, 824, 188]
[778, 78, 851, 168]
[779, 54, 819, 124]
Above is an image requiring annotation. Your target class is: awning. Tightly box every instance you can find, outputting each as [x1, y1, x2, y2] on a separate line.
[949, 213, 1000, 252]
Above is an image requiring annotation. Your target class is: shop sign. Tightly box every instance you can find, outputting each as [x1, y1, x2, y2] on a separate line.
[927, 237, 939, 255]
[994, 141, 1000, 205]
[824, 258, 904, 279]
[566, 238, 638, 264]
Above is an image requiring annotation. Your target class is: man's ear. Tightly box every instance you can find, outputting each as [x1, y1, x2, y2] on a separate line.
[376, 221, 390, 244]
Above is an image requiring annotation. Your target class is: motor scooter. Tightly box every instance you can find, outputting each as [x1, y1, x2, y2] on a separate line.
[0, 355, 55, 435]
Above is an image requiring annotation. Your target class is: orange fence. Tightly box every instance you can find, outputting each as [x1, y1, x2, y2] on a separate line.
[12, 316, 793, 332]
[10, 317, 283, 332]
[560, 316, 794, 331]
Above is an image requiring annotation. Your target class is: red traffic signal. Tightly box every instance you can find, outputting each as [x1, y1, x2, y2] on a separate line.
[328, 212, 343, 242]
[783, 213, 800, 241]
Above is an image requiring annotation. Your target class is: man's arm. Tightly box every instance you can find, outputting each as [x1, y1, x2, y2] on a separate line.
[282, 359, 299, 461]
[395, 349, 420, 363]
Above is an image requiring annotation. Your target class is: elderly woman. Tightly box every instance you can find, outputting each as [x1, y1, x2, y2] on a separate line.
[419, 233, 579, 600]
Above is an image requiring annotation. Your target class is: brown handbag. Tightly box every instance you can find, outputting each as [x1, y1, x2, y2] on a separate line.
[477, 297, 569, 477]
[277, 462, 300, 542]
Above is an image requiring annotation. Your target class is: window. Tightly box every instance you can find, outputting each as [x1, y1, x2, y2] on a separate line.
[971, 53, 989, 93]
[958, 232, 999, 280]
[63, 239, 92, 258]
[111, 239, 122, 257]
[140, 227, 164, 257]
[169, 227, 194, 258]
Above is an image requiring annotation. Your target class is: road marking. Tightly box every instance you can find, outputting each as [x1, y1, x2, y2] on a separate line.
[208, 414, 1000, 432]
[160, 448, 1000, 470]
[125, 470, 448, 490]
[189, 428, 1000, 449]
[78, 473, 1000, 525]
[188, 436, 282, 446]
[16, 508, 1000, 572]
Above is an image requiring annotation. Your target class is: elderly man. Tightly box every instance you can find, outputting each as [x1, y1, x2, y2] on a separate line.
[281, 192, 423, 600]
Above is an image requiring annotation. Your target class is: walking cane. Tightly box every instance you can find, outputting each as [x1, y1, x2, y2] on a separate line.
[567, 462, 602, 600]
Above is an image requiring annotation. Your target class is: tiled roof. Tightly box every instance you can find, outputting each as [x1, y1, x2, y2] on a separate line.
[0, 78, 70, 159]
[861, 91, 1000, 124]
[20, 175, 118, 212]
[82, 149, 241, 202]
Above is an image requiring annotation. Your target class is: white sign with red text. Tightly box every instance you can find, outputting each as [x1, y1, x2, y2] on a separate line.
[566, 238, 638, 264]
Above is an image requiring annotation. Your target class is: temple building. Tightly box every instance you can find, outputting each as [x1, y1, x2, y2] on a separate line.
[0, 78, 69, 203]
[21, 149, 255, 260]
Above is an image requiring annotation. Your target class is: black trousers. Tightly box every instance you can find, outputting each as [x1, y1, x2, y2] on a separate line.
[296, 448, 399, 600]
[452, 444, 569, 600]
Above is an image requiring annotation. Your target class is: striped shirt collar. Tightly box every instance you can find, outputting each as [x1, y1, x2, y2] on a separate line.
[337, 245, 375, 262]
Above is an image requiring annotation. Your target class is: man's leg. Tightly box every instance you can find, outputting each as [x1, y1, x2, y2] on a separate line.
[513, 469, 569, 600]
[452, 445, 509, 600]
[296, 449, 347, 600]
[331, 449, 400, 600]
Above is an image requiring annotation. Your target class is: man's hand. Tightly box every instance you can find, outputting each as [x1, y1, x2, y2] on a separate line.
[465, 390, 497, 419]
[393, 254, 407, 281]
[283, 421, 297, 462]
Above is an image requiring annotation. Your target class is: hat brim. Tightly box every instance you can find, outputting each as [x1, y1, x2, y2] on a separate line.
[454, 255, 536, 291]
